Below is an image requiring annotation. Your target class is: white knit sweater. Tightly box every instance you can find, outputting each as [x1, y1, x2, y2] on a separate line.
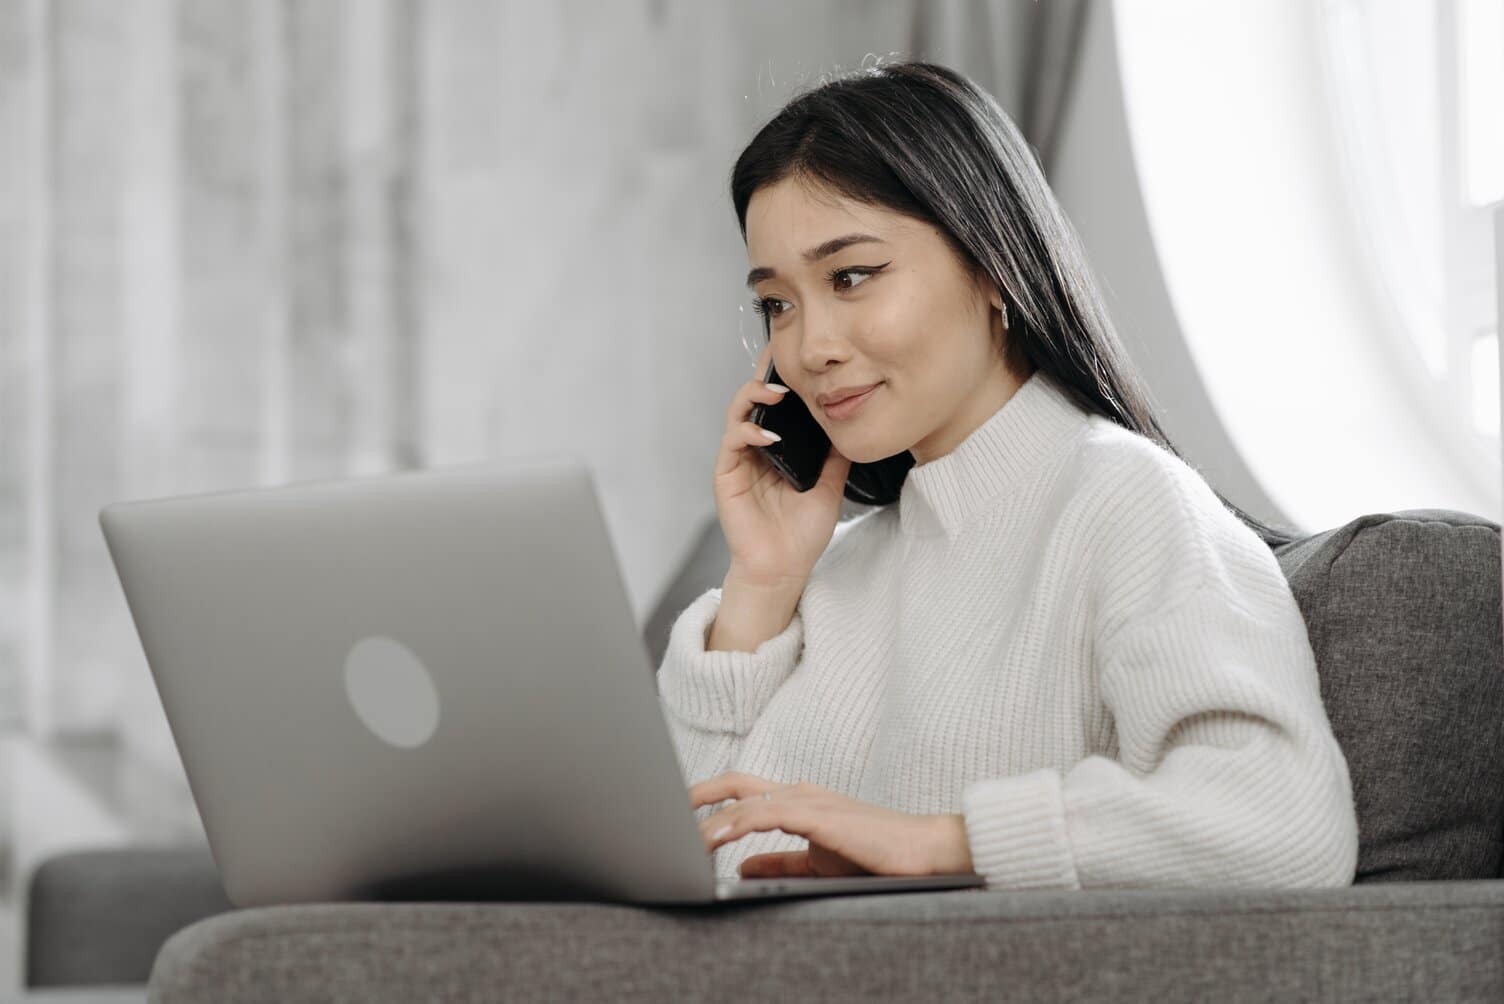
[656, 369, 1359, 889]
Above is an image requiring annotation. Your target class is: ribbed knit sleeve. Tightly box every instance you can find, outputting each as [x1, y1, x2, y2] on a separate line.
[656, 586, 805, 734]
[960, 580, 1360, 891]
[655, 586, 805, 812]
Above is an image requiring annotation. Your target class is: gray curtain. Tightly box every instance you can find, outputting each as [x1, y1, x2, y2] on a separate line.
[909, 0, 1092, 178]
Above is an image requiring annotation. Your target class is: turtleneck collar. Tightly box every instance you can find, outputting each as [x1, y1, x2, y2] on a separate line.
[897, 369, 1092, 538]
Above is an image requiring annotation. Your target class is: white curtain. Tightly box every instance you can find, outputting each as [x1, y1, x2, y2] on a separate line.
[1, 0, 424, 763]
[2, 0, 967, 785]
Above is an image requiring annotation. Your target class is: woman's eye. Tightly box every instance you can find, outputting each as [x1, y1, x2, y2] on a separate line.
[827, 265, 878, 292]
[750, 297, 783, 319]
[751, 265, 886, 322]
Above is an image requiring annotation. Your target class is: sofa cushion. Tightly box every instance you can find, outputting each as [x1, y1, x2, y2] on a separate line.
[1274, 509, 1503, 881]
[147, 882, 1504, 1003]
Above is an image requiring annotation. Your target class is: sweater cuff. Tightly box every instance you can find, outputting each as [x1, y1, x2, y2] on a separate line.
[655, 587, 804, 736]
[961, 768, 1082, 891]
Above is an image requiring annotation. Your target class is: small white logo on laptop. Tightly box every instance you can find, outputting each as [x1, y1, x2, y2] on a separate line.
[343, 635, 441, 748]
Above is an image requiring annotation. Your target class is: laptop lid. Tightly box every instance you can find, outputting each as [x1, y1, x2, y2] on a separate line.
[99, 455, 723, 906]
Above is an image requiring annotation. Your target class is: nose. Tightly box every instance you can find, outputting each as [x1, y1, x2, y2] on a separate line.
[796, 305, 854, 373]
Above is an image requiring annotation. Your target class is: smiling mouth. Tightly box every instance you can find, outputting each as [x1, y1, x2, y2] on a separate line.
[822, 383, 881, 419]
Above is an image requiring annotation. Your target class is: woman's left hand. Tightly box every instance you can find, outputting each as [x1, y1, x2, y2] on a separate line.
[689, 772, 976, 879]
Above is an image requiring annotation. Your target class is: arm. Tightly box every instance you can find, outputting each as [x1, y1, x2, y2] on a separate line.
[959, 575, 1360, 891]
[656, 578, 806, 821]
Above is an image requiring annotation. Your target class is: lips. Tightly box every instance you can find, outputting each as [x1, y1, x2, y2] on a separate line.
[818, 383, 882, 408]
[822, 383, 880, 419]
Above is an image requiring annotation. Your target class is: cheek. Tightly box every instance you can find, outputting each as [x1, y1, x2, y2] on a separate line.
[878, 339, 930, 387]
[861, 332, 912, 375]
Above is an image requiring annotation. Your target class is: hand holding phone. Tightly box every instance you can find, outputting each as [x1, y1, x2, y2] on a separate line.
[712, 340, 854, 589]
[746, 354, 834, 494]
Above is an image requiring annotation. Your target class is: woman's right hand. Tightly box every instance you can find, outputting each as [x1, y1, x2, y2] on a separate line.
[713, 341, 853, 590]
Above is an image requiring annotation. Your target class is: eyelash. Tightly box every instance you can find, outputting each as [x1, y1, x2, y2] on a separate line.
[750, 263, 888, 321]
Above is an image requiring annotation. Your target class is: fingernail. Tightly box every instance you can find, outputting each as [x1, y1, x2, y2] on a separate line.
[710, 825, 732, 841]
[764, 382, 788, 394]
[759, 428, 781, 442]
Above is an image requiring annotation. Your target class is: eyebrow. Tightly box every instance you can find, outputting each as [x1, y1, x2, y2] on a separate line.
[745, 233, 887, 289]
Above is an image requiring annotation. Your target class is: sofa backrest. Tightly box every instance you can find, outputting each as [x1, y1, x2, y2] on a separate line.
[1275, 508, 1503, 881]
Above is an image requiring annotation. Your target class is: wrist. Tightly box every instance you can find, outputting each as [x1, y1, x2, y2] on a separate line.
[723, 566, 807, 597]
[929, 813, 976, 875]
[708, 573, 804, 654]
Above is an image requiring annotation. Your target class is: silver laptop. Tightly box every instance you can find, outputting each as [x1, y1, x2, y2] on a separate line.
[99, 454, 987, 906]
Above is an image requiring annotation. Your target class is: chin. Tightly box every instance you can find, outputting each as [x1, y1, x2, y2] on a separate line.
[831, 434, 895, 466]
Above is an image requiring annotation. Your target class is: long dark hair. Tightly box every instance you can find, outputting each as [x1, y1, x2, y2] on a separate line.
[729, 58, 1305, 549]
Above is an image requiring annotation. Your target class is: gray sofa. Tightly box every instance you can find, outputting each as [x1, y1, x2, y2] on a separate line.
[25, 507, 1504, 1002]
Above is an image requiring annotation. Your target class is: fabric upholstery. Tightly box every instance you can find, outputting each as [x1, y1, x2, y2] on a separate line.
[1273, 509, 1503, 881]
[146, 880, 1504, 1003]
[26, 846, 233, 988]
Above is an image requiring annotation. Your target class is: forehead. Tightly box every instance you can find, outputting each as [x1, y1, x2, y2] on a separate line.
[745, 177, 912, 258]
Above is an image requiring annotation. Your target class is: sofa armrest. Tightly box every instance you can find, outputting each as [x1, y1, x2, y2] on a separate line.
[149, 881, 1504, 1003]
[26, 845, 234, 988]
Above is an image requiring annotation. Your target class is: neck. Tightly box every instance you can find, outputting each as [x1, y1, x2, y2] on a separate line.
[910, 359, 1037, 466]
[898, 366, 1090, 538]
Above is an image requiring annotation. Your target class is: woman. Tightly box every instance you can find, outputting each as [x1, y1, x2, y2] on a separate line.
[657, 59, 1358, 890]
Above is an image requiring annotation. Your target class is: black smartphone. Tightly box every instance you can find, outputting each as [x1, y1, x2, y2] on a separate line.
[747, 356, 831, 493]
[745, 314, 915, 505]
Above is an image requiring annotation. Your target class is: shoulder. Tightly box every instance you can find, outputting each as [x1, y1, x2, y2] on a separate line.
[1070, 417, 1228, 534]
[1067, 417, 1289, 643]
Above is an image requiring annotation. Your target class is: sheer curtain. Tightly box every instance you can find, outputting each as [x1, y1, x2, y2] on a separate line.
[0, 0, 1104, 854]
[0, 0, 945, 788]
[1, 0, 423, 767]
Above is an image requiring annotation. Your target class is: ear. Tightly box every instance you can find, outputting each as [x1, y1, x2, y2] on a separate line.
[978, 273, 1011, 335]
[972, 264, 1006, 314]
